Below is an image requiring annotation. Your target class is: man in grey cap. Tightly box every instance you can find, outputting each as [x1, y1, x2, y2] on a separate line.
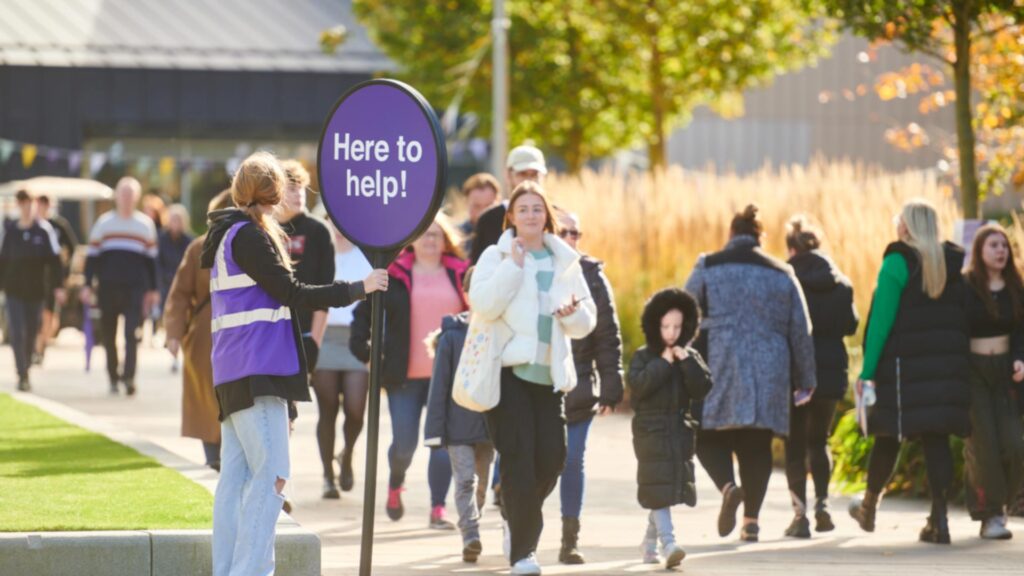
[468, 144, 547, 264]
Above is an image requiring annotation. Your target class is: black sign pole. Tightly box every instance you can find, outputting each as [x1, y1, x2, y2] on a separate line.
[359, 250, 387, 576]
[316, 79, 448, 576]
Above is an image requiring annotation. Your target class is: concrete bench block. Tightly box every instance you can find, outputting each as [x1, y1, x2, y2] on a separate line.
[150, 527, 320, 576]
[0, 531, 151, 576]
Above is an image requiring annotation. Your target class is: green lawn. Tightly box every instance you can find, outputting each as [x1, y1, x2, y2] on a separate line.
[0, 393, 213, 531]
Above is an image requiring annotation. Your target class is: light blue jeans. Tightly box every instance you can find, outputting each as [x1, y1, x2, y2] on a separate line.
[642, 508, 675, 552]
[213, 396, 290, 576]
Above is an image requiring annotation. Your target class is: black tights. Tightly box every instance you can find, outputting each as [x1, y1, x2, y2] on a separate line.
[867, 434, 954, 518]
[785, 399, 837, 514]
[312, 369, 369, 480]
[698, 428, 774, 519]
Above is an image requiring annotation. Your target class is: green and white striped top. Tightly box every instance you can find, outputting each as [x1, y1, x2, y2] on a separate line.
[514, 247, 555, 386]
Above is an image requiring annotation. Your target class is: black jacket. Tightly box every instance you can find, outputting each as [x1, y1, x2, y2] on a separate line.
[200, 209, 365, 418]
[0, 219, 62, 301]
[284, 213, 335, 335]
[565, 256, 624, 422]
[628, 288, 713, 510]
[349, 252, 466, 391]
[469, 203, 506, 265]
[788, 250, 859, 400]
[424, 313, 491, 447]
[866, 241, 970, 438]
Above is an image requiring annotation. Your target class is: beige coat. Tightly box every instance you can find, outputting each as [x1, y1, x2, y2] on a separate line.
[164, 236, 220, 444]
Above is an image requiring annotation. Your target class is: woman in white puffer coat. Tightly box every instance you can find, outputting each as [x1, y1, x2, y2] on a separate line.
[470, 181, 596, 575]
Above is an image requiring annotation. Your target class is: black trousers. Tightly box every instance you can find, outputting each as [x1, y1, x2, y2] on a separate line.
[785, 399, 838, 514]
[99, 285, 144, 383]
[867, 434, 954, 517]
[697, 428, 774, 519]
[486, 369, 567, 565]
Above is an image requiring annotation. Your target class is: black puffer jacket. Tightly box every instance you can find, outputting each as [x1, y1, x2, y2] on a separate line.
[628, 289, 713, 510]
[565, 256, 624, 423]
[788, 250, 859, 400]
[867, 241, 970, 438]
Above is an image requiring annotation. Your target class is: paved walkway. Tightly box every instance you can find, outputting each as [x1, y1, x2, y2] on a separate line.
[8, 331, 1024, 574]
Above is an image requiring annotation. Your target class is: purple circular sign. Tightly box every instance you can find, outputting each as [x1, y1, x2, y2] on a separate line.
[317, 80, 447, 254]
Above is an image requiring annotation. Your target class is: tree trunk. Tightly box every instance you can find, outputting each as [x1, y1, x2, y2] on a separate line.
[566, 126, 584, 174]
[648, 4, 667, 171]
[953, 7, 979, 218]
[565, 16, 585, 175]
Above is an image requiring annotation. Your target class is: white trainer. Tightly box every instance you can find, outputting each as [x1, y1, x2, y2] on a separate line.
[510, 552, 542, 575]
[663, 543, 686, 569]
[981, 517, 1013, 540]
[640, 541, 659, 564]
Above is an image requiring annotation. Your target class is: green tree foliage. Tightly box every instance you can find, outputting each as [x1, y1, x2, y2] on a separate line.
[350, 1, 831, 172]
[603, 0, 833, 169]
[818, 0, 1024, 217]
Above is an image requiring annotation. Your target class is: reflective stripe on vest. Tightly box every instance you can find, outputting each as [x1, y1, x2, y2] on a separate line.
[211, 231, 257, 292]
[211, 306, 292, 333]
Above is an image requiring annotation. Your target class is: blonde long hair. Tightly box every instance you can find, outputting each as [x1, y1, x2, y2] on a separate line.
[900, 199, 946, 299]
[231, 151, 293, 271]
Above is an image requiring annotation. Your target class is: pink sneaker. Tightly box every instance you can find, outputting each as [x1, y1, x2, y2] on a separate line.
[429, 504, 455, 530]
[386, 487, 404, 521]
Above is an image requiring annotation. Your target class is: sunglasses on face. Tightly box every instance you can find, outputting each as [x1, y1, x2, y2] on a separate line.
[558, 229, 582, 240]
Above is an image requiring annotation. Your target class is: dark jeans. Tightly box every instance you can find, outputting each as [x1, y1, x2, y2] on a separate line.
[99, 285, 145, 383]
[964, 354, 1024, 520]
[560, 416, 593, 518]
[867, 434, 954, 518]
[697, 428, 774, 519]
[785, 399, 838, 514]
[386, 378, 451, 507]
[6, 296, 42, 379]
[487, 369, 567, 565]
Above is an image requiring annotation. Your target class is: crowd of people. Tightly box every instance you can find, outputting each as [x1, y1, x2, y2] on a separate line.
[5, 143, 1024, 576]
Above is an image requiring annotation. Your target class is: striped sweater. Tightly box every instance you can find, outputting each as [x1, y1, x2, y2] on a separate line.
[85, 210, 159, 290]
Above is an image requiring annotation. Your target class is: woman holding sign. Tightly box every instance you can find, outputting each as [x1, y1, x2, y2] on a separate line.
[201, 152, 388, 576]
[848, 199, 969, 544]
[471, 181, 596, 575]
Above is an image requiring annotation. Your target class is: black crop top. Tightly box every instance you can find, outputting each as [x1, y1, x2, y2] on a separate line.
[966, 286, 1018, 337]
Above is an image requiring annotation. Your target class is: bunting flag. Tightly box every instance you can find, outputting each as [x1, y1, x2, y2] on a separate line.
[135, 156, 153, 173]
[21, 144, 38, 169]
[225, 157, 241, 178]
[0, 140, 14, 163]
[159, 156, 176, 176]
[0, 137, 308, 178]
[89, 152, 107, 177]
[68, 151, 83, 174]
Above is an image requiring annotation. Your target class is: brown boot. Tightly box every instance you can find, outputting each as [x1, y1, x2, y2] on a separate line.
[848, 491, 879, 533]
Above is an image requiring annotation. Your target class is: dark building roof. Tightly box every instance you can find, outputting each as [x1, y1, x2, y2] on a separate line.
[0, 0, 393, 73]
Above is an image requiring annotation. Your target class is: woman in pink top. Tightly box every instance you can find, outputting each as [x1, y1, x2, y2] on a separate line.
[350, 213, 468, 529]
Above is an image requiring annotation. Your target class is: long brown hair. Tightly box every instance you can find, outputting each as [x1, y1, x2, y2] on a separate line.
[231, 151, 293, 271]
[964, 224, 1024, 321]
[503, 181, 558, 235]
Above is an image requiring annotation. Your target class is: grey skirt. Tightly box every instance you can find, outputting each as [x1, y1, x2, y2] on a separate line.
[317, 325, 368, 373]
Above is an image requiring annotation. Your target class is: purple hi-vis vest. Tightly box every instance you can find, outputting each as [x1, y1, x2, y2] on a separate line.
[210, 221, 300, 386]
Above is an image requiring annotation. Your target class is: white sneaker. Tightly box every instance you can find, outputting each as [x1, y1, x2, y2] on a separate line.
[981, 517, 1013, 540]
[640, 542, 660, 564]
[510, 552, 542, 575]
[662, 543, 686, 569]
[503, 520, 511, 562]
